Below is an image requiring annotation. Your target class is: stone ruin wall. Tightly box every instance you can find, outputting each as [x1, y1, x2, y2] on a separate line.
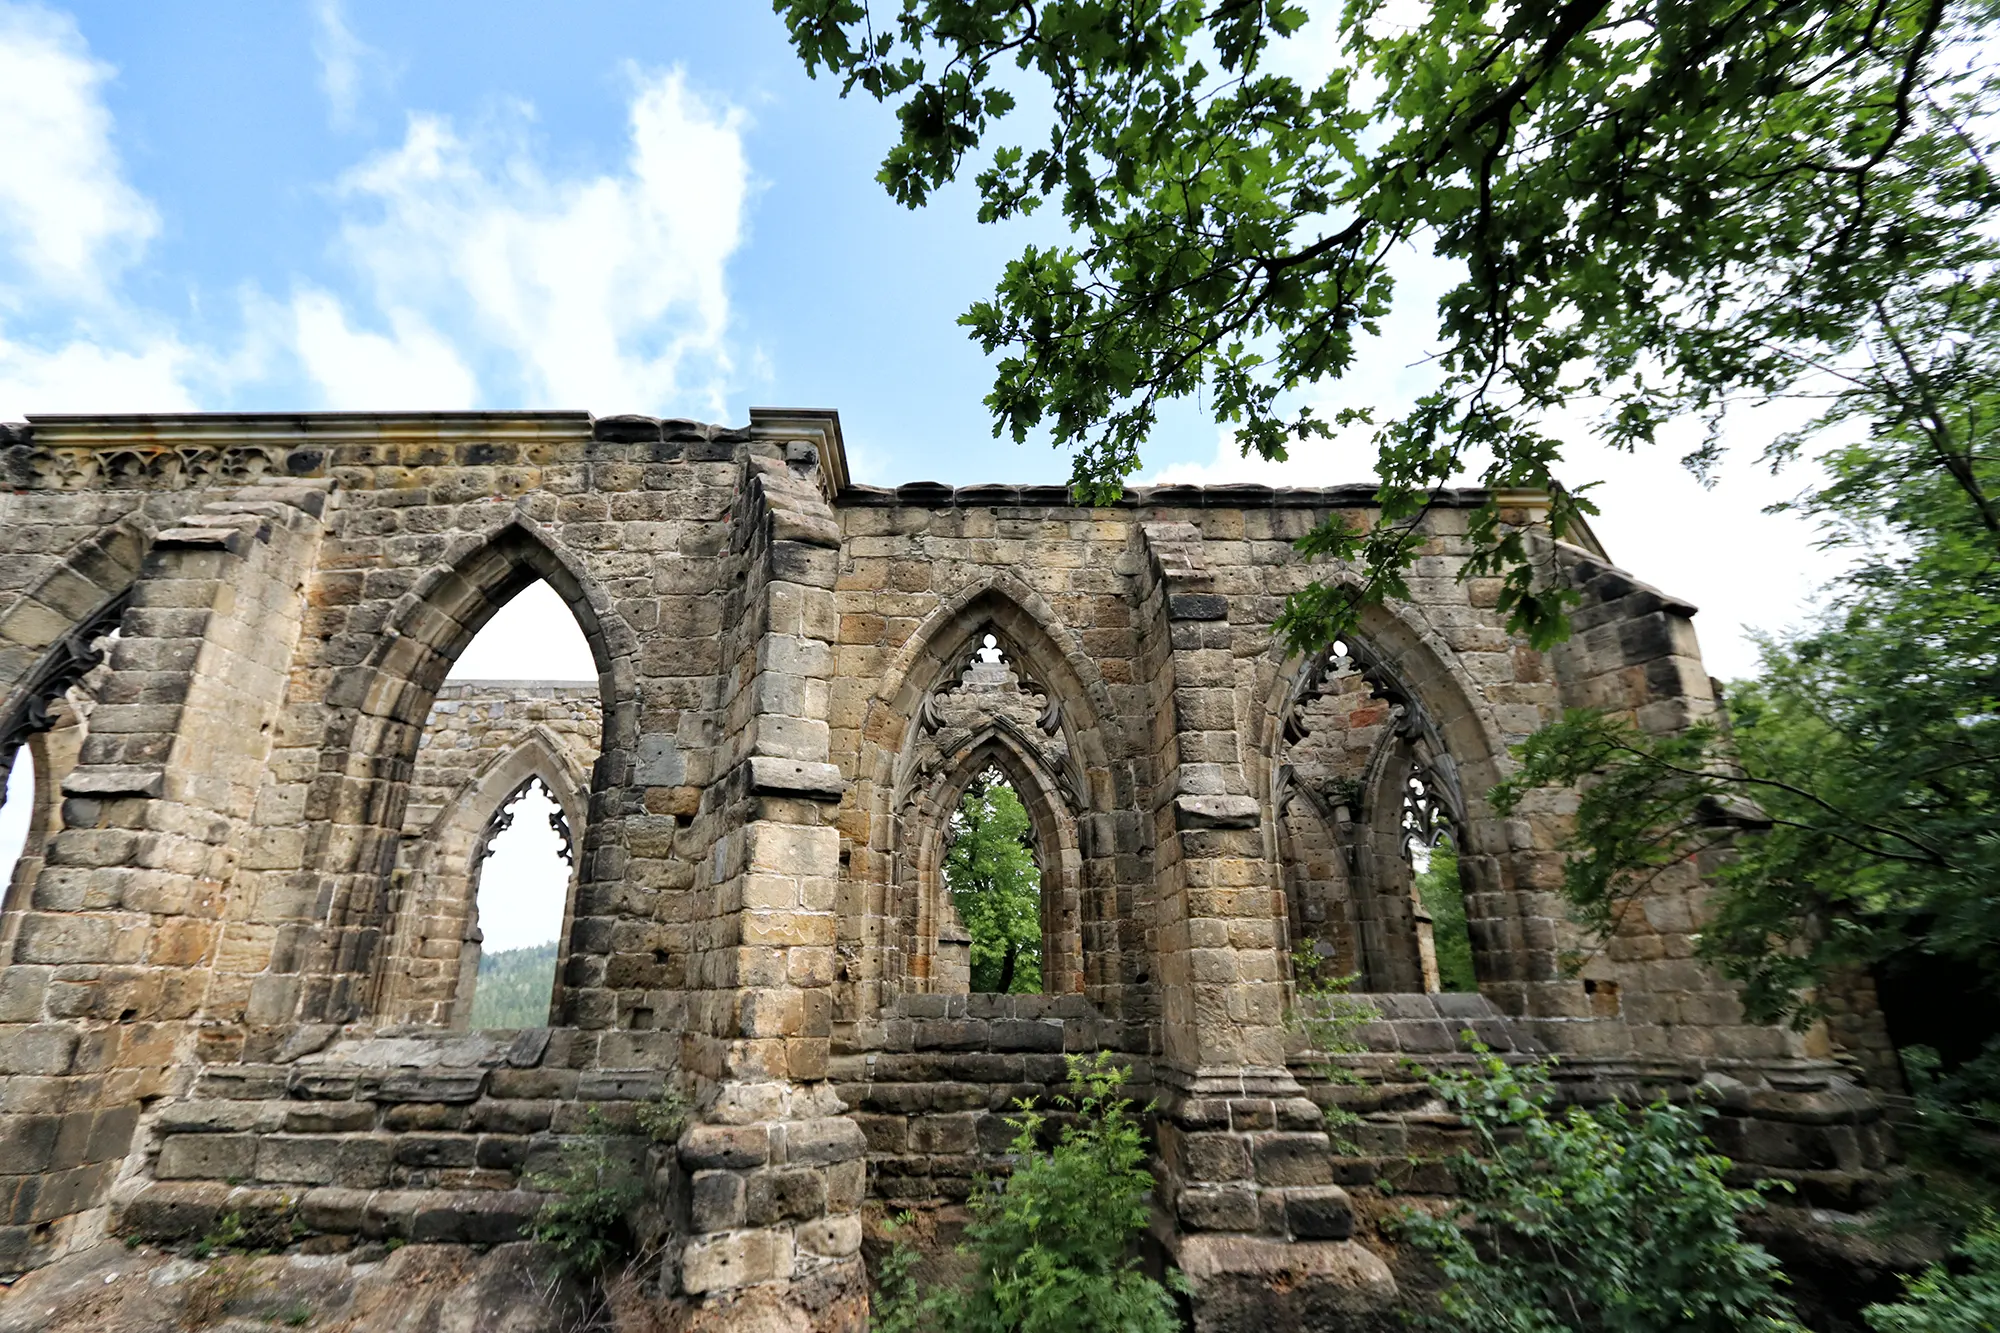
[0, 410, 1897, 1330]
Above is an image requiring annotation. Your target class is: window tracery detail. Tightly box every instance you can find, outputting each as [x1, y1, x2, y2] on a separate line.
[909, 626, 1082, 811]
[1, 590, 127, 773]
[480, 775, 575, 865]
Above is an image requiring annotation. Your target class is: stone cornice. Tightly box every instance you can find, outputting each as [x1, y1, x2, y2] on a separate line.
[748, 406, 848, 500]
[19, 411, 595, 446]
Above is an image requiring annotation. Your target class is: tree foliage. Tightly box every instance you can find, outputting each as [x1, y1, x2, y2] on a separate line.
[946, 775, 1045, 993]
[1417, 839, 1479, 993]
[1397, 1046, 1800, 1333]
[1865, 1213, 2000, 1333]
[468, 941, 559, 1030]
[775, 0, 1999, 649]
[872, 1052, 1184, 1333]
[1489, 444, 2000, 1032]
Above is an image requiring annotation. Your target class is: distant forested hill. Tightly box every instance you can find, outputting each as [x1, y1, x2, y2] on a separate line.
[468, 941, 558, 1029]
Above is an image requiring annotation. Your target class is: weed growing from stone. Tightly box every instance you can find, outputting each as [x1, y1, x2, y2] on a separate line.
[871, 1051, 1184, 1333]
[634, 1083, 690, 1144]
[529, 1108, 642, 1279]
[192, 1212, 249, 1260]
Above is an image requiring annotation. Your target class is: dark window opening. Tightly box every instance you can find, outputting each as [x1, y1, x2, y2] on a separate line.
[945, 769, 1044, 994]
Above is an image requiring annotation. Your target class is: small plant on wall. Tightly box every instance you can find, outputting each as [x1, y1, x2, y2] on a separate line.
[872, 1052, 1185, 1332]
[529, 1108, 642, 1279]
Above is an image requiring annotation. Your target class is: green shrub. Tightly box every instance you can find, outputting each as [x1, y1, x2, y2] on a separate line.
[1865, 1213, 2000, 1333]
[873, 1052, 1184, 1332]
[1396, 1043, 1801, 1333]
[528, 1110, 642, 1278]
[635, 1083, 690, 1144]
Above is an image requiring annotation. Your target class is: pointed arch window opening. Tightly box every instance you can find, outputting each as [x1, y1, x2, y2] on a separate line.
[942, 764, 1048, 995]
[1284, 632, 1485, 995]
[464, 774, 574, 1029]
[377, 567, 605, 1031]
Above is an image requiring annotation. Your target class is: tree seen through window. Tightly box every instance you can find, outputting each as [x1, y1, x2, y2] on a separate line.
[1414, 838, 1478, 994]
[944, 771, 1043, 994]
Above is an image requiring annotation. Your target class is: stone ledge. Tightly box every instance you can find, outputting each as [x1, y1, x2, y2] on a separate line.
[1174, 794, 1261, 830]
[836, 482, 1502, 509]
[747, 756, 845, 801]
[118, 1179, 543, 1245]
[60, 765, 165, 798]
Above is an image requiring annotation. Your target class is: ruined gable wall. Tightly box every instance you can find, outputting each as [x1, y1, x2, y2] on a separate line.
[0, 412, 1893, 1327]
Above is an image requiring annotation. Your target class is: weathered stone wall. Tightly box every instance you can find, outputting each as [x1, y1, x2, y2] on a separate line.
[0, 411, 1895, 1329]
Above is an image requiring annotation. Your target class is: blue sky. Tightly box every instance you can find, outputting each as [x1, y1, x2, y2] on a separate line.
[0, 0, 1846, 681]
[0, 0, 1865, 941]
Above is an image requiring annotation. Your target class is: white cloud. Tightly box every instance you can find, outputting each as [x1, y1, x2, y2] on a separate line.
[0, 2, 203, 419]
[0, 330, 199, 418]
[311, 0, 380, 131]
[0, 12, 751, 424]
[0, 2, 159, 306]
[325, 66, 749, 414]
[289, 288, 477, 409]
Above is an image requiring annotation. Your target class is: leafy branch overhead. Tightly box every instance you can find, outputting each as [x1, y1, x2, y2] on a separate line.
[777, 0, 2000, 647]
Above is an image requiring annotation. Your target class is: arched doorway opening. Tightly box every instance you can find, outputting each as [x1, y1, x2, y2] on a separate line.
[892, 629, 1088, 1000]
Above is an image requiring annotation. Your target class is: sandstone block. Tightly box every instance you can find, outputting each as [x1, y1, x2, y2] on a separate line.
[1283, 1185, 1355, 1240]
[798, 1214, 863, 1257]
[690, 1170, 746, 1233]
[1252, 1134, 1334, 1187]
[682, 1123, 770, 1171]
[157, 1133, 256, 1181]
[681, 1227, 795, 1294]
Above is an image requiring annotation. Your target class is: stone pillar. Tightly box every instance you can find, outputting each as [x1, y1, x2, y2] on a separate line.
[0, 484, 330, 1273]
[673, 423, 864, 1330]
[1134, 521, 1396, 1330]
